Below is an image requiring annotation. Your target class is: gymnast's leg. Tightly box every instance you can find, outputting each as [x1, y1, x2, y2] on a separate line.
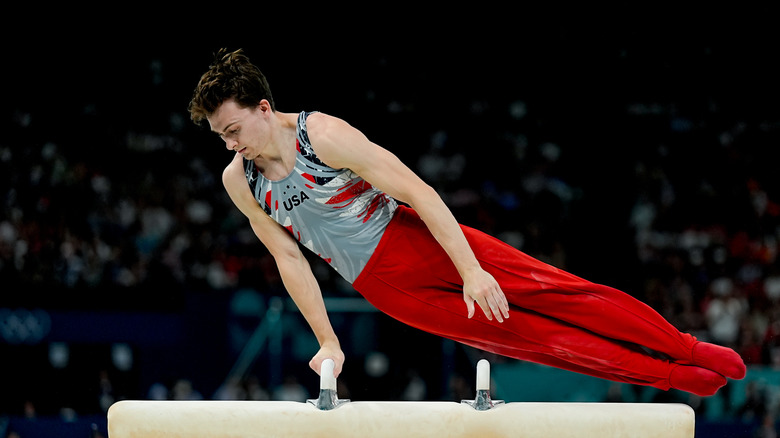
[354, 265, 726, 396]
[446, 330, 727, 397]
[354, 206, 745, 389]
[458, 224, 745, 380]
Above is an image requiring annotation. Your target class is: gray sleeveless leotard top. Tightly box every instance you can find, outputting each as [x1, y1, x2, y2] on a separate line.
[244, 112, 397, 283]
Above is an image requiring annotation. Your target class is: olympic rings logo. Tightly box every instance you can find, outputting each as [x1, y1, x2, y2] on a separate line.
[0, 308, 51, 344]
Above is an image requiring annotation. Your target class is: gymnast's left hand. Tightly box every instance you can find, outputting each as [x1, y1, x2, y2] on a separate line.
[309, 342, 345, 378]
[463, 268, 510, 323]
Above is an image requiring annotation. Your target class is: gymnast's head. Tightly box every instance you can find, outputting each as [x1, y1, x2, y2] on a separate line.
[188, 48, 275, 126]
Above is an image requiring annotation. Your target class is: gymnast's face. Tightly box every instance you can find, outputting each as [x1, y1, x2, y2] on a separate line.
[208, 98, 272, 160]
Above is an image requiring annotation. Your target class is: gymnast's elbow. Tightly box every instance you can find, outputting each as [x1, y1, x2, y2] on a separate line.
[267, 237, 308, 269]
[404, 183, 449, 212]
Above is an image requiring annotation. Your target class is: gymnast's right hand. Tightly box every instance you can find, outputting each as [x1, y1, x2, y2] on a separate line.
[309, 342, 345, 378]
[463, 267, 510, 323]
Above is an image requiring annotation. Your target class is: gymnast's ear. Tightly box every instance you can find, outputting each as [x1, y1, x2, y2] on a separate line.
[256, 99, 273, 113]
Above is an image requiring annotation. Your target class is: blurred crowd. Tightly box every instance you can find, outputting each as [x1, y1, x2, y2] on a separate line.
[2, 33, 780, 432]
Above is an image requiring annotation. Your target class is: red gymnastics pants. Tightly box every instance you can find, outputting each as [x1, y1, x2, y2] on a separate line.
[352, 206, 700, 391]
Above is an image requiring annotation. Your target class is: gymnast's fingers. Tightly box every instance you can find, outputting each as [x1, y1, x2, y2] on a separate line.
[486, 294, 504, 323]
[496, 287, 510, 319]
[310, 354, 343, 378]
[309, 357, 321, 375]
[463, 292, 476, 319]
[477, 296, 495, 321]
[333, 358, 343, 378]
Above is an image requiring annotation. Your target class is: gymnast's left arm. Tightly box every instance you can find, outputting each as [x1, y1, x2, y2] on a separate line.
[306, 113, 510, 323]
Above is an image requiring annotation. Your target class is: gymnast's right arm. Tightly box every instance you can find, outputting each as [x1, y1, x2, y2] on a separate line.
[222, 154, 345, 378]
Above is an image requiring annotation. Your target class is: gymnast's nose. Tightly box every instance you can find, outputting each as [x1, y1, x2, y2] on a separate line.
[224, 137, 239, 150]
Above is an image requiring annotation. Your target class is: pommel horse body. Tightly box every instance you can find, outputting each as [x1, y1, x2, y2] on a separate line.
[108, 360, 695, 437]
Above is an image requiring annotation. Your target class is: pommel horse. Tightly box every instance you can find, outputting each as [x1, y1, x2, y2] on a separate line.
[108, 360, 695, 437]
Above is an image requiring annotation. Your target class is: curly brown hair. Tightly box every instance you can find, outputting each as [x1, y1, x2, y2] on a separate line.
[188, 48, 275, 125]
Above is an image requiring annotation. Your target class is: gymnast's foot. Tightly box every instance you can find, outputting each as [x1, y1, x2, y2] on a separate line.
[690, 341, 746, 380]
[669, 365, 727, 397]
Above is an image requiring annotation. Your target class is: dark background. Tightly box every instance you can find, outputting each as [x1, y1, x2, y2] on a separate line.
[2, 8, 780, 436]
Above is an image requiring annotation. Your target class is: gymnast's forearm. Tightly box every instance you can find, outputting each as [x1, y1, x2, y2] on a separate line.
[275, 252, 340, 348]
[407, 186, 481, 278]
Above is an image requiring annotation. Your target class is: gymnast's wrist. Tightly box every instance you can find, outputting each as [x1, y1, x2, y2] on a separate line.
[459, 264, 485, 281]
[319, 337, 341, 349]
